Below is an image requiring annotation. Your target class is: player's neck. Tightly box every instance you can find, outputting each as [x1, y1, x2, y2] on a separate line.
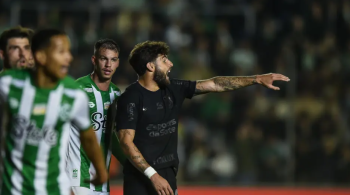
[138, 75, 159, 92]
[91, 72, 111, 91]
[33, 68, 59, 88]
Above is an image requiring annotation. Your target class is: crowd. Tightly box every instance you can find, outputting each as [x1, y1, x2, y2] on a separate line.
[1, 0, 349, 185]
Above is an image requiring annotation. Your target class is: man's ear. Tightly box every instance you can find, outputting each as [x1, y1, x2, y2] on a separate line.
[91, 55, 96, 66]
[35, 51, 46, 66]
[0, 50, 4, 60]
[146, 62, 155, 72]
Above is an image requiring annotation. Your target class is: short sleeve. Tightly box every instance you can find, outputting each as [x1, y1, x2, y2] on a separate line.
[71, 90, 91, 131]
[170, 79, 197, 99]
[115, 90, 140, 131]
[0, 73, 13, 102]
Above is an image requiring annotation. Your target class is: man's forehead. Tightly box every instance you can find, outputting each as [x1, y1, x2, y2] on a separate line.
[7, 37, 30, 46]
[97, 48, 119, 56]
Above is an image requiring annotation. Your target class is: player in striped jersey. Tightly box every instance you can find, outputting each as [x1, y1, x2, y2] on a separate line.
[0, 29, 108, 195]
[66, 39, 127, 195]
[0, 26, 34, 71]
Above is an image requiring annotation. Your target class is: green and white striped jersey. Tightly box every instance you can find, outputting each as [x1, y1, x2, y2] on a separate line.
[0, 69, 91, 195]
[66, 75, 121, 192]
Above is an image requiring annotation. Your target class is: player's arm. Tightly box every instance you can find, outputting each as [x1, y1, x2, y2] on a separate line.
[117, 129, 173, 195]
[80, 127, 108, 185]
[117, 129, 149, 172]
[106, 99, 127, 165]
[111, 131, 127, 165]
[194, 73, 290, 95]
[72, 90, 108, 185]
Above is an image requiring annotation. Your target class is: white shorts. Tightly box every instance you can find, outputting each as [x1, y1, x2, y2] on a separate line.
[72, 186, 109, 195]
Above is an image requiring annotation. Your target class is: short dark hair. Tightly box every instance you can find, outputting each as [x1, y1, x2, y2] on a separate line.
[0, 26, 34, 51]
[128, 41, 170, 76]
[94, 39, 120, 56]
[31, 28, 66, 54]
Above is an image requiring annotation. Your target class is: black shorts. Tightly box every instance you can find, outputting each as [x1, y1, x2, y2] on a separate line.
[123, 167, 178, 195]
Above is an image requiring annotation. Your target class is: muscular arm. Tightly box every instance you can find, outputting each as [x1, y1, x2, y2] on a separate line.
[117, 129, 150, 172]
[195, 76, 257, 95]
[194, 73, 290, 95]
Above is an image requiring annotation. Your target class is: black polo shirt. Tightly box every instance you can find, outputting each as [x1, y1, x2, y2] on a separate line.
[116, 79, 196, 173]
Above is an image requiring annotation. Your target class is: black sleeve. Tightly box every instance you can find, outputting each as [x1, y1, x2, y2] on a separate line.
[115, 90, 140, 131]
[170, 79, 197, 99]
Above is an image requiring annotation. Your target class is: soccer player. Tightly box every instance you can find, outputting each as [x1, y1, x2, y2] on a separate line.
[0, 29, 108, 195]
[115, 41, 290, 195]
[0, 26, 34, 70]
[66, 39, 127, 195]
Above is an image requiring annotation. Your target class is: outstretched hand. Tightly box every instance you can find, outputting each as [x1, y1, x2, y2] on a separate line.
[256, 73, 290, 90]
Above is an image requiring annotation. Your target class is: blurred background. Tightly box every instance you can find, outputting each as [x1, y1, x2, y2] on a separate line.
[1, 0, 350, 192]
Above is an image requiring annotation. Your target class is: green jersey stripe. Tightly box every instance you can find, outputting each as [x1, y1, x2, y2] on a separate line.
[33, 85, 64, 195]
[11, 77, 36, 194]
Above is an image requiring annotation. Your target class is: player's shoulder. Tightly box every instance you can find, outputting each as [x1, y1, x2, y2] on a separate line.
[61, 76, 82, 89]
[118, 82, 140, 100]
[61, 77, 87, 101]
[0, 69, 30, 80]
[109, 82, 122, 97]
[75, 75, 92, 86]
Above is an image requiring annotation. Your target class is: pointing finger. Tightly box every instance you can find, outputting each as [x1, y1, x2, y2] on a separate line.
[273, 75, 290, 81]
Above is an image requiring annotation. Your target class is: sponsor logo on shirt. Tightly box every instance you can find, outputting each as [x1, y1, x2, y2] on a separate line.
[72, 169, 78, 179]
[32, 104, 46, 115]
[84, 88, 93, 93]
[11, 115, 58, 146]
[153, 154, 175, 166]
[91, 112, 107, 132]
[146, 119, 177, 137]
[89, 102, 95, 108]
[127, 103, 136, 121]
[104, 102, 110, 110]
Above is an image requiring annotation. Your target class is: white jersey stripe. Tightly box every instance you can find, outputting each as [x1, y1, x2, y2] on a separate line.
[58, 122, 71, 195]
[89, 85, 103, 190]
[66, 125, 82, 186]
[34, 85, 64, 195]
[11, 77, 35, 195]
[109, 87, 115, 103]
[0, 75, 12, 100]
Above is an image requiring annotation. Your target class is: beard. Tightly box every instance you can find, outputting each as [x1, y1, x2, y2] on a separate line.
[153, 65, 170, 89]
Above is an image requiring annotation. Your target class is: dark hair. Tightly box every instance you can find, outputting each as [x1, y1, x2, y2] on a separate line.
[94, 39, 120, 56]
[128, 41, 169, 76]
[0, 26, 34, 51]
[31, 28, 66, 54]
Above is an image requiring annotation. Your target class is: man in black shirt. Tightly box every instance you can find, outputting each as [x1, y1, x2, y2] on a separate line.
[115, 41, 290, 195]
